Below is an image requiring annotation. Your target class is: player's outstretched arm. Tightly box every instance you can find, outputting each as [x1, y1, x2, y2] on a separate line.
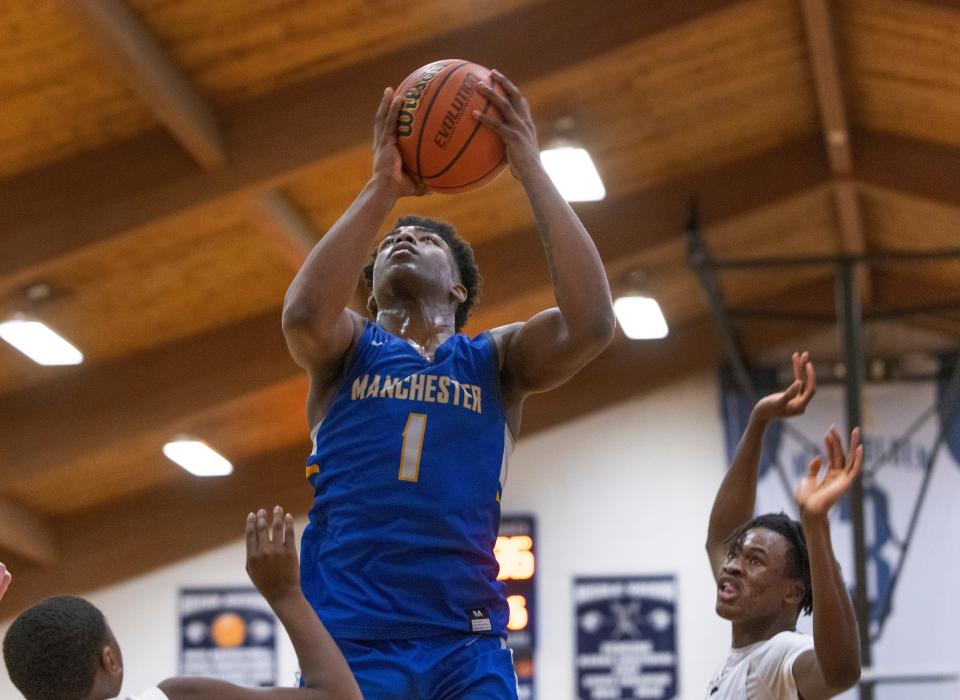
[282, 87, 426, 374]
[792, 428, 863, 698]
[706, 352, 816, 578]
[474, 72, 615, 398]
[157, 507, 362, 700]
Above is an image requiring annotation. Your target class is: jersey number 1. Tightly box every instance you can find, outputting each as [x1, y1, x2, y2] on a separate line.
[398, 413, 427, 482]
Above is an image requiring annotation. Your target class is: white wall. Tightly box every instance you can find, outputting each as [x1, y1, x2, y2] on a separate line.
[501, 371, 729, 699]
[0, 372, 771, 699]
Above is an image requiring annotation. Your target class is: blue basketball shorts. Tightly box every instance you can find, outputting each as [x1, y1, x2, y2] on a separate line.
[325, 633, 519, 700]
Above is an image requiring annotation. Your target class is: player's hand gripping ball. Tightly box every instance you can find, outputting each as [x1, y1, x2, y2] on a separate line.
[395, 60, 507, 193]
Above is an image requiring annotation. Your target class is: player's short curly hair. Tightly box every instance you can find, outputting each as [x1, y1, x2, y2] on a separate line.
[363, 215, 482, 332]
[728, 513, 813, 616]
[3, 595, 108, 700]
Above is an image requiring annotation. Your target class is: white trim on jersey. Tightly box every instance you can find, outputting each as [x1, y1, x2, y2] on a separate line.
[499, 424, 515, 492]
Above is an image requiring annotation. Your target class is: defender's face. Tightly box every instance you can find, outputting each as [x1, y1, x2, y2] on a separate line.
[715, 528, 799, 623]
[372, 226, 458, 292]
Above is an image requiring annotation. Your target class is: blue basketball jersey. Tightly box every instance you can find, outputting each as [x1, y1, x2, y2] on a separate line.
[301, 321, 512, 639]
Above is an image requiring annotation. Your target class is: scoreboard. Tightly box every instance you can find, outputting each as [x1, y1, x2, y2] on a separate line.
[496, 515, 536, 699]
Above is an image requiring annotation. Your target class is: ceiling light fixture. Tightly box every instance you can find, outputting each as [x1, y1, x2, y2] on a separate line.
[163, 438, 233, 477]
[539, 146, 606, 202]
[0, 316, 84, 365]
[614, 295, 669, 340]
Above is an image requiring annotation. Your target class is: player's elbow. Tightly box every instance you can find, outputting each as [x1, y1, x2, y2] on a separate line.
[578, 307, 616, 354]
[596, 306, 617, 345]
[825, 663, 861, 693]
[281, 292, 315, 332]
[282, 294, 338, 346]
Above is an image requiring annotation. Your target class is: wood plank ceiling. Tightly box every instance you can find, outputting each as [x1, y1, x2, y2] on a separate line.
[2, 0, 960, 615]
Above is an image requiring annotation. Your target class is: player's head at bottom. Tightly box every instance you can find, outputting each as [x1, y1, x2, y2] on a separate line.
[716, 513, 813, 626]
[364, 215, 482, 332]
[4, 594, 124, 700]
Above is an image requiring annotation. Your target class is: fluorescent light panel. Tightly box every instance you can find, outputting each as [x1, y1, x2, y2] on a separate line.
[539, 147, 606, 202]
[0, 318, 83, 365]
[163, 439, 233, 477]
[614, 296, 669, 340]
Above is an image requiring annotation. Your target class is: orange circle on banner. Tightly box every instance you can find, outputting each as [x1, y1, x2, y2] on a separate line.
[210, 612, 246, 648]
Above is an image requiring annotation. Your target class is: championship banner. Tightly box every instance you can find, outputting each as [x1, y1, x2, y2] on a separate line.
[720, 358, 960, 695]
[178, 587, 277, 686]
[574, 575, 679, 700]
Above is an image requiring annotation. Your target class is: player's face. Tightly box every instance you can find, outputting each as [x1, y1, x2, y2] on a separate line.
[373, 226, 458, 294]
[715, 528, 801, 623]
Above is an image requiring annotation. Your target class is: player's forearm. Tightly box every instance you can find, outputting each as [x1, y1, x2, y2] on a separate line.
[802, 513, 862, 690]
[522, 169, 615, 348]
[283, 177, 397, 331]
[707, 413, 766, 548]
[268, 591, 362, 699]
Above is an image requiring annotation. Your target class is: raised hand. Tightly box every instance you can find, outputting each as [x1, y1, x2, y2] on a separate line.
[796, 426, 864, 519]
[0, 562, 10, 600]
[371, 87, 427, 198]
[475, 70, 542, 182]
[752, 351, 817, 423]
[245, 506, 300, 603]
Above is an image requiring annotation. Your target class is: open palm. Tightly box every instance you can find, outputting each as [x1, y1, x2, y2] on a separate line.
[796, 426, 863, 518]
[753, 351, 816, 422]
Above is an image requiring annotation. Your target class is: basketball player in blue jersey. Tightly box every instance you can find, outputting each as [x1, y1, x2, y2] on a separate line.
[281, 70, 616, 699]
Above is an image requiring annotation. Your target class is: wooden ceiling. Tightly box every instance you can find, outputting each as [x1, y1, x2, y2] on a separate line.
[2, 0, 960, 616]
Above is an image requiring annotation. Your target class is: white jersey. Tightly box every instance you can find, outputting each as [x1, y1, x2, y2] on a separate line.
[125, 687, 170, 700]
[706, 630, 814, 699]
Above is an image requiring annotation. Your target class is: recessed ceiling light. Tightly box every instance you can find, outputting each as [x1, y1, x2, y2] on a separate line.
[539, 147, 606, 202]
[0, 317, 83, 366]
[163, 438, 233, 477]
[614, 296, 669, 340]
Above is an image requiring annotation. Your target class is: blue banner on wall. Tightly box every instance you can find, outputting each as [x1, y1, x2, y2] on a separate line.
[718, 361, 960, 682]
[574, 575, 678, 700]
[179, 587, 277, 687]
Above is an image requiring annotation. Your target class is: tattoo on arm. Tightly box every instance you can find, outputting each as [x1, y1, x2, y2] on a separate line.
[530, 195, 558, 279]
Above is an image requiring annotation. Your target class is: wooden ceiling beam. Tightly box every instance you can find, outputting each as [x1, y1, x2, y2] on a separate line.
[799, 0, 872, 306]
[525, 311, 816, 435]
[800, 0, 853, 176]
[247, 190, 319, 271]
[476, 133, 828, 308]
[0, 442, 309, 618]
[0, 135, 829, 489]
[54, 0, 225, 169]
[0, 0, 741, 287]
[912, 0, 960, 12]
[0, 498, 56, 567]
[0, 311, 299, 491]
[246, 190, 370, 310]
[853, 129, 960, 210]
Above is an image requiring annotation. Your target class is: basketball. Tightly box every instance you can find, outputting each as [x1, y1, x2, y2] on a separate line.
[395, 59, 507, 193]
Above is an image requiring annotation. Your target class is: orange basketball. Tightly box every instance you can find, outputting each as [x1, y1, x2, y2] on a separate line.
[395, 60, 507, 194]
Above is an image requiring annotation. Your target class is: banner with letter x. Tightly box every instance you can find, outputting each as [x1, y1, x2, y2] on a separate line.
[574, 575, 678, 700]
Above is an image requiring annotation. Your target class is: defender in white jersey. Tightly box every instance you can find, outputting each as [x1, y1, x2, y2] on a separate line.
[3, 508, 361, 700]
[705, 352, 863, 699]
